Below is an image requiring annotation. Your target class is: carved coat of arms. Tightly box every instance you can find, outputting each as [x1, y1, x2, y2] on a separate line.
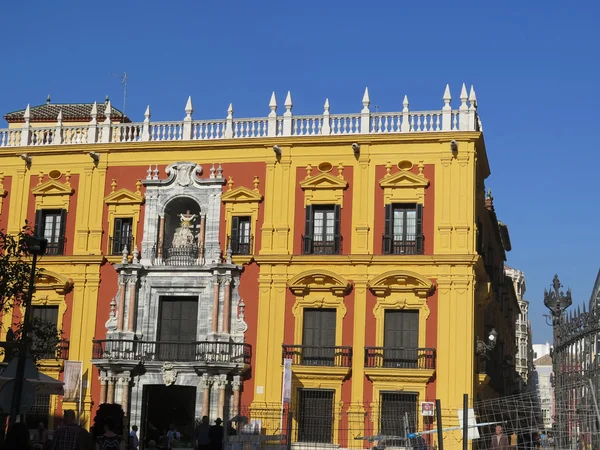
[161, 362, 177, 386]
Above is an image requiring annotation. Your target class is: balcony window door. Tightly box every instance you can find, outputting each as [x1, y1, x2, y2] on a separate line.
[302, 308, 336, 366]
[379, 392, 418, 441]
[111, 218, 133, 255]
[303, 205, 340, 254]
[158, 297, 198, 360]
[383, 310, 419, 368]
[297, 388, 334, 443]
[34, 209, 66, 255]
[31, 306, 60, 360]
[383, 203, 423, 254]
[231, 216, 251, 255]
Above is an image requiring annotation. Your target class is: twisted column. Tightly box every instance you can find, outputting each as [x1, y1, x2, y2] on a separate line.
[223, 278, 232, 334]
[217, 375, 228, 420]
[232, 376, 241, 419]
[200, 374, 213, 418]
[157, 216, 165, 259]
[212, 278, 220, 333]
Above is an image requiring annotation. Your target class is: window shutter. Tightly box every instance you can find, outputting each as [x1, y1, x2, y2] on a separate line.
[113, 218, 123, 253]
[231, 216, 240, 239]
[333, 205, 341, 253]
[33, 209, 44, 237]
[415, 204, 423, 254]
[384, 204, 393, 254]
[304, 205, 313, 254]
[58, 210, 67, 255]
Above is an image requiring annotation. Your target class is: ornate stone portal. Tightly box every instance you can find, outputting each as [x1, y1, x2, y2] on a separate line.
[92, 162, 249, 428]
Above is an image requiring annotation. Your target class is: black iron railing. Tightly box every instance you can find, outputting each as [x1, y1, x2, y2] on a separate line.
[364, 347, 436, 369]
[0, 339, 69, 361]
[152, 243, 201, 266]
[92, 339, 251, 364]
[227, 235, 253, 255]
[381, 234, 423, 255]
[302, 234, 341, 255]
[109, 235, 134, 256]
[45, 238, 66, 256]
[282, 345, 352, 367]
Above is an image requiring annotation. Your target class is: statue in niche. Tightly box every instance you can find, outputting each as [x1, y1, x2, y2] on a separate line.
[172, 209, 197, 247]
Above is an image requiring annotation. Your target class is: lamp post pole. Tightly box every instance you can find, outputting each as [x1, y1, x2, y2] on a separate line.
[543, 274, 572, 449]
[8, 236, 46, 426]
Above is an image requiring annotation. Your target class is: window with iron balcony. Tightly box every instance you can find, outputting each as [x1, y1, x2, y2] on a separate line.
[302, 205, 341, 255]
[109, 217, 133, 255]
[382, 203, 423, 255]
[34, 209, 66, 256]
[228, 216, 252, 255]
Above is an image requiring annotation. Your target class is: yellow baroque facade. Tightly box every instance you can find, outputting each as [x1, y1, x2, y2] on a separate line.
[0, 88, 520, 446]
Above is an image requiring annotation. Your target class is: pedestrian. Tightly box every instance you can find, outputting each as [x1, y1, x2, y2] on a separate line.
[209, 419, 223, 450]
[147, 440, 157, 449]
[129, 425, 139, 450]
[52, 410, 83, 450]
[33, 422, 49, 449]
[166, 424, 181, 450]
[95, 416, 124, 450]
[540, 431, 548, 448]
[491, 425, 509, 450]
[195, 416, 210, 450]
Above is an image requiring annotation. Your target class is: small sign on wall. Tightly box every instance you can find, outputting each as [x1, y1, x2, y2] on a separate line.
[421, 401, 435, 416]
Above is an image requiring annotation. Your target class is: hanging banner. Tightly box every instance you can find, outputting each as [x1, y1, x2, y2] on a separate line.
[282, 358, 292, 404]
[63, 361, 83, 402]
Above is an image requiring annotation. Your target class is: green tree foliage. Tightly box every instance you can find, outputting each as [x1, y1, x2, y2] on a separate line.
[0, 225, 62, 362]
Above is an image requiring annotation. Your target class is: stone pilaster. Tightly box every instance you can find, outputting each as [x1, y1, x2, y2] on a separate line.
[223, 278, 232, 334]
[212, 277, 220, 333]
[120, 372, 131, 415]
[200, 374, 212, 418]
[217, 374, 228, 420]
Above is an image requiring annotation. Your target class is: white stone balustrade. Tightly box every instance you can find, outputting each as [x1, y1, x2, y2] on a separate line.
[0, 84, 480, 148]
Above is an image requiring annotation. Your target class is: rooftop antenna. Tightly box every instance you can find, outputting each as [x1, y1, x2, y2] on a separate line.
[112, 72, 127, 119]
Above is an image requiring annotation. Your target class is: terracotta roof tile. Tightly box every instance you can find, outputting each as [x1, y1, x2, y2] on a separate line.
[534, 354, 552, 365]
[4, 102, 130, 123]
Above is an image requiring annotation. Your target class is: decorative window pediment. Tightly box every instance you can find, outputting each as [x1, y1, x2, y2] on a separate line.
[32, 179, 74, 211]
[379, 167, 429, 205]
[104, 180, 144, 255]
[288, 269, 351, 296]
[300, 167, 348, 207]
[368, 270, 435, 298]
[36, 270, 74, 295]
[104, 188, 144, 205]
[221, 186, 263, 203]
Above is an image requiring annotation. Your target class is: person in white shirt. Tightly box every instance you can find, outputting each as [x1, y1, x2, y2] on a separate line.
[129, 425, 139, 450]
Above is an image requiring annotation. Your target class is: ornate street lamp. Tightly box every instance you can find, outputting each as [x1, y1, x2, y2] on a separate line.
[8, 234, 47, 426]
[476, 328, 499, 373]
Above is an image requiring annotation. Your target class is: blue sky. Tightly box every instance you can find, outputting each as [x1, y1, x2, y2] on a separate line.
[1, 0, 599, 343]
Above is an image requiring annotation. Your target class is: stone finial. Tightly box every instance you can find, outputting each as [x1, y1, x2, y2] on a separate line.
[65, 171, 71, 185]
[227, 176, 234, 190]
[146, 165, 153, 180]
[324, 98, 330, 113]
[238, 298, 246, 320]
[216, 163, 223, 178]
[90, 101, 98, 119]
[24, 104, 31, 122]
[227, 103, 234, 119]
[152, 165, 159, 180]
[361, 87, 370, 113]
[185, 96, 194, 118]
[111, 179, 117, 192]
[122, 245, 129, 264]
[337, 163, 344, 179]
[418, 161, 425, 177]
[385, 161, 392, 177]
[109, 298, 117, 318]
[136, 179, 142, 193]
[57, 110, 63, 125]
[46, 95, 51, 104]
[469, 85, 477, 109]
[443, 84, 451, 110]
[284, 91, 293, 112]
[144, 105, 151, 120]
[402, 95, 409, 112]
[253, 176, 260, 192]
[460, 83, 468, 106]
[305, 164, 313, 179]
[226, 245, 233, 264]
[210, 163, 216, 179]
[104, 100, 112, 124]
[132, 247, 140, 263]
[268, 92, 277, 116]
[38, 172, 44, 185]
